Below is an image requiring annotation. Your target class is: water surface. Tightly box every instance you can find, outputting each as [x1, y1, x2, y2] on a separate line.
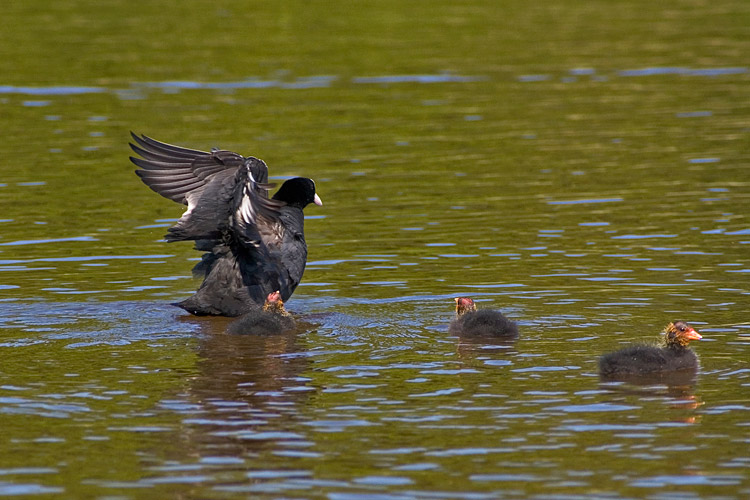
[1, 0, 749, 498]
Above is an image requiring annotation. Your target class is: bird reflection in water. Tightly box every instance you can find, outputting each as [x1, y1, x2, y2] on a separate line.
[599, 370, 704, 424]
[169, 314, 316, 459]
[455, 333, 518, 363]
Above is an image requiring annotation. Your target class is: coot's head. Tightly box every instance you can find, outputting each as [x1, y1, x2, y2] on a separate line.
[273, 177, 323, 209]
[663, 321, 702, 348]
[454, 297, 477, 317]
[262, 290, 290, 316]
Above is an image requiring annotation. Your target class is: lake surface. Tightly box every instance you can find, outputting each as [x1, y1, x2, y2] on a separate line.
[1, 0, 749, 498]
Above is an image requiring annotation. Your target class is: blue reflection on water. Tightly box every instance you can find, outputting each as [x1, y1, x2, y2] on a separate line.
[547, 198, 623, 205]
[2, 67, 745, 101]
[352, 74, 485, 84]
[0, 85, 105, 95]
[619, 67, 747, 77]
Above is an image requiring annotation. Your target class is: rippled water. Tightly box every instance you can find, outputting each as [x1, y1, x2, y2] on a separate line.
[1, 0, 750, 498]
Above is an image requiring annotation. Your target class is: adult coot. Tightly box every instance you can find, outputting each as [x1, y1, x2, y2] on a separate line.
[227, 291, 296, 335]
[449, 297, 519, 338]
[130, 133, 322, 316]
[598, 321, 702, 377]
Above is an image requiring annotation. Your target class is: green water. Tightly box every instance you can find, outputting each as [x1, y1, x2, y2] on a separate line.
[1, 0, 749, 498]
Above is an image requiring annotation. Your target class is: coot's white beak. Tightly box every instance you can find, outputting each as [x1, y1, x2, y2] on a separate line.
[313, 193, 323, 206]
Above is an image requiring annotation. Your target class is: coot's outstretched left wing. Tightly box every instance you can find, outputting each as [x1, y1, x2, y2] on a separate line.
[130, 132, 268, 204]
[130, 132, 282, 242]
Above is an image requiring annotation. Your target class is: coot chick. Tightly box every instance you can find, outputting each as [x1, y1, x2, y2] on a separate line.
[449, 297, 519, 338]
[130, 133, 322, 316]
[227, 291, 296, 335]
[598, 321, 702, 377]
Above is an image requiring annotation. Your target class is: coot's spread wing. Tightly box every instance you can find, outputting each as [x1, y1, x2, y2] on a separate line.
[166, 160, 285, 244]
[131, 132, 285, 243]
[130, 132, 267, 205]
[230, 163, 287, 247]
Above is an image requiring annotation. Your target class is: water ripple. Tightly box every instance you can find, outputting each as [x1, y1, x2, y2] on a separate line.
[0, 236, 97, 246]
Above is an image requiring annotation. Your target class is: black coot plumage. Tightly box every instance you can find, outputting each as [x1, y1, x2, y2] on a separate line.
[227, 291, 296, 335]
[449, 297, 519, 338]
[598, 321, 702, 377]
[130, 133, 322, 316]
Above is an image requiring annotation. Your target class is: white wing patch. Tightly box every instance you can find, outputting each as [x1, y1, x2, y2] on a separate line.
[237, 171, 258, 226]
[177, 192, 198, 225]
[235, 170, 263, 247]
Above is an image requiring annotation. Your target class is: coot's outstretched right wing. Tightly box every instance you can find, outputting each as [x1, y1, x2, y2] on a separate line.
[230, 162, 287, 247]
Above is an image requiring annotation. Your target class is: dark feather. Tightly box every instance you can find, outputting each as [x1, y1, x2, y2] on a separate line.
[449, 309, 519, 338]
[599, 344, 698, 376]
